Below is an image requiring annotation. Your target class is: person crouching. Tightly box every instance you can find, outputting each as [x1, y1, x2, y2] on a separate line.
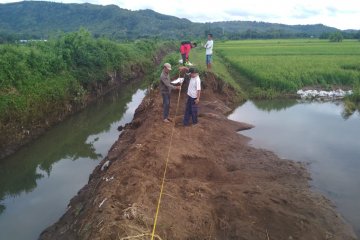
[183, 67, 201, 126]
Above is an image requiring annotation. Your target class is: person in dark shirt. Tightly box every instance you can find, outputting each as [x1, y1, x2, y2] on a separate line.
[159, 63, 181, 123]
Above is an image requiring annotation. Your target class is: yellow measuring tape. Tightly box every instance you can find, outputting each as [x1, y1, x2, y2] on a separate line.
[150, 83, 182, 240]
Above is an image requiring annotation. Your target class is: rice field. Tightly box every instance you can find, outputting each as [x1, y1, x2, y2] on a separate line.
[216, 39, 360, 95]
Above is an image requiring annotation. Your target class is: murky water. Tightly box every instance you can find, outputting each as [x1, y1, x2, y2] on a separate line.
[229, 100, 360, 236]
[0, 86, 146, 240]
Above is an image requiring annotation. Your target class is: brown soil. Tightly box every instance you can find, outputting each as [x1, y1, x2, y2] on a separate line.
[40, 73, 357, 240]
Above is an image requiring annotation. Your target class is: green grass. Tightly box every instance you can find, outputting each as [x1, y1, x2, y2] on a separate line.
[216, 39, 360, 98]
[0, 30, 170, 121]
[149, 45, 244, 94]
[186, 46, 245, 97]
[0, 30, 175, 148]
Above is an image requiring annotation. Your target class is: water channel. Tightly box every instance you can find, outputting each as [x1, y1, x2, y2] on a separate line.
[0, 85, 146, 240]
[1, 91, 359, 239]
[229, 99, 360, 236]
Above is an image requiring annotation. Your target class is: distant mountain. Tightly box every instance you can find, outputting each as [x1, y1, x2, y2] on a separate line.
[0, 1, 203, 39]
[0, 1, 352, 41]
[211, 21, 339, 38]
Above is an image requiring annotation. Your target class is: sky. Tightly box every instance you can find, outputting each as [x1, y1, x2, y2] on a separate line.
[1, 0, 360, 30]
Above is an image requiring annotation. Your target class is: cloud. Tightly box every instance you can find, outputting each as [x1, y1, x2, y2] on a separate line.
[326, 7, 338, 17]
[225, 9, 278, 20]
[292, 6, 319, 19]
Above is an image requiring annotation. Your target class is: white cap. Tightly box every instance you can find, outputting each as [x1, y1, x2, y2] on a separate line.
[164, 63, 172, 70]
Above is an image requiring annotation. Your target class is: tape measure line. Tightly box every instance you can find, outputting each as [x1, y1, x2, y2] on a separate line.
[150, 83, 182, 240]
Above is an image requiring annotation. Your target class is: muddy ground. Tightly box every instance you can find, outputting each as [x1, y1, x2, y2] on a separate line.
[40, 73, 357, 240]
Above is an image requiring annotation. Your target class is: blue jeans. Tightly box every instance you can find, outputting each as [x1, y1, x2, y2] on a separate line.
[162, 93, 170, 119]
[183, 96, 198, 125]
[206, 54, 212, 64]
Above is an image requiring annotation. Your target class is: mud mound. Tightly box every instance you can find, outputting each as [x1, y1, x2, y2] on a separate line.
[40, 74, 356, 240]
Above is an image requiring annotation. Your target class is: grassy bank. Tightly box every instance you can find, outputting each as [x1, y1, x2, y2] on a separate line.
[215, 39, 360, 98]
[162, 45, 246, 102]
[0, 29, 175, 157]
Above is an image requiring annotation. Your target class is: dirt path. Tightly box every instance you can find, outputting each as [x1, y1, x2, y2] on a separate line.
[40, 74, 356, 240]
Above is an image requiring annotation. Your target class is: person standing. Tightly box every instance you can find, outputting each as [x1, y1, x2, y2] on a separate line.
[204, 34, 213, 70]
[183, 68, 201, 126]
[160, 63, 180, 123]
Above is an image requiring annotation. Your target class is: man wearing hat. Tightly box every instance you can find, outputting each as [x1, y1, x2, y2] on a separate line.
[183, 67, 201, 126]
[160, 63, 180, 123]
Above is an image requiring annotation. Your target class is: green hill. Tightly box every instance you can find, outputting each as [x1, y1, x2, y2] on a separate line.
[0, 1, 354, 41]
[0, 1, 202, 39]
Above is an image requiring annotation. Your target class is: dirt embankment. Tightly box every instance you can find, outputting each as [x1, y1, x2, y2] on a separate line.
[40, 72, 356, 240]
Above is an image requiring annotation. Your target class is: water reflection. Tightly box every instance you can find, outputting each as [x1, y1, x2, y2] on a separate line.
[229, 100, 360, 236]
[253, 98, 360, 120]
[0, 198, 4, 215]
[252, 99, 297, 112]
[0, 85, 146, 240]
[342, 100, 360, 120]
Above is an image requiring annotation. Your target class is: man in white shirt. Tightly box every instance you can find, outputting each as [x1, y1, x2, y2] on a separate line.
[183, 68, 201, 126]
[204, 33, 213, 70]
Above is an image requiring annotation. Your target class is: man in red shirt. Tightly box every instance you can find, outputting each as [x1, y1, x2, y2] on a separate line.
[180, 41, 197, 66]
[180, 42, 187, 66]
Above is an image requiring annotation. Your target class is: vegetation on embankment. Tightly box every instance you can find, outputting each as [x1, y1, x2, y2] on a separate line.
[166, 46, 247, 102]
[216, 39, 360, 98]
[0, 29, 176, 158]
